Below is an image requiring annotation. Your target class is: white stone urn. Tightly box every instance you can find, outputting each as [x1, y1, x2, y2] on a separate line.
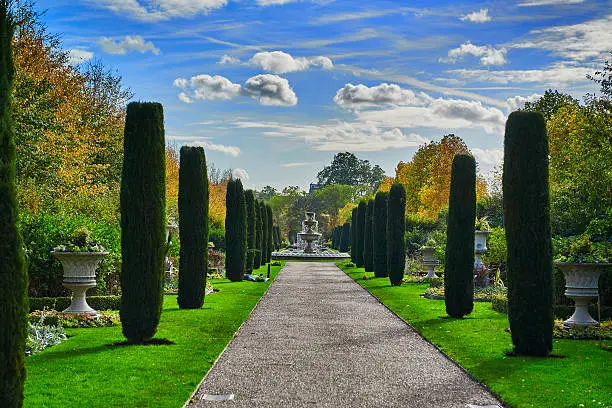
[51, 251, 109, 315]
[555, 262, 609, 327]
[419, 246, 439, 278]
[474, 230, 491, 287]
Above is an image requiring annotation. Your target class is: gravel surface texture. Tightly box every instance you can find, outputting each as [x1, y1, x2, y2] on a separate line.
[186, 262, 503, 408]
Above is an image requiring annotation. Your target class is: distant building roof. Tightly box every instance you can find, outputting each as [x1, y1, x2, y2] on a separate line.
[309, 183, 319, 194]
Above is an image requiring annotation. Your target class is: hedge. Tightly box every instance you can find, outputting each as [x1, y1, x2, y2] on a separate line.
[29, 296, 122, 313]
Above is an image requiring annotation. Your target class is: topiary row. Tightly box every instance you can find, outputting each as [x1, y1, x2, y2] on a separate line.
[225, 179, 247, 282]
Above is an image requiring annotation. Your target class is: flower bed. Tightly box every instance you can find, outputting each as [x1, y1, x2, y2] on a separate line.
[424, 285, 507, 302]
[28, 309, 120, 328]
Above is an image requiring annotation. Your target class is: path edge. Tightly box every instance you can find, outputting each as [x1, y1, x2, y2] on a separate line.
[182, 264, 286, 408]
[338, 265, 511, 408]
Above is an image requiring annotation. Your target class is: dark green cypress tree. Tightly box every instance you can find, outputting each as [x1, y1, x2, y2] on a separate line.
[266, 205, 273, 262]
[504, 111, 553, 356]
[120, 102, 166, 343]
[363, 200, 375, 272]
[254, 200, 263, 269]
[245, 190, 256, 271]
[225, 179, 247, 281]
[333, 226, 340, 249]
[350, 209, 357, 262]
[373, 191, 389, 278]
[260, 201, 268, 265]
[178, 146, 208, 309]
[354, 201, 366, 267]
[0, 3, 28, 405]
[340, 222, 351, 252]
[444, 154, 476, 318]
[275, 225, 282, 250]
[387, 183, 406, 286]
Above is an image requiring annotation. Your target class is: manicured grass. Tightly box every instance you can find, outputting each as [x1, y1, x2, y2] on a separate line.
[24, 262, 284, 408]
[339, 263, 612, 408]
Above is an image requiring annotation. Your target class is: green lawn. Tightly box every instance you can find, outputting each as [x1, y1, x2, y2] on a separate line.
[24, 262, 284, 408]
[338, 263, 611, 408]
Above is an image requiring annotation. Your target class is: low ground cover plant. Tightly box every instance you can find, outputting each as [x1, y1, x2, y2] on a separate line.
[28, 310, 119, 328]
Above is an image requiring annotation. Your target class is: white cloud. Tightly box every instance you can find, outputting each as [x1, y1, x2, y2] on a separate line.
[218, 54, 240, 64]
[334, 83, 506, 134]
[511, 14, 612, 62]
[441, 42, 507, 66]
[241, 74, 298, 106]
[232, 120, 429, 152]
[88, 0, 228, 21]
[174, 74, 297, 106]
[257, 0, 297, 5]
[232, 168, 249, 181]
[449, 63, 592, 85]
[460, 8, 491, 23]
[98, 35, 160, 55]
[280, 162, 316, 167]
[506, 93, 542, 112]
[518, 0, 584, 6]
[248, 51, 333, 74]
[68, 49, 94, 64]
[333, 83, 431, 109]
[470, 148, 504, 174]
[192, 141, 241, 157]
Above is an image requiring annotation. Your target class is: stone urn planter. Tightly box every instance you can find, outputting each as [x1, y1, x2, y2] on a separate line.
[51, 251, 109, 315]
[474, 230, 491, 288]
[554, 262, 609, 327]
[419, 246, 439, 278]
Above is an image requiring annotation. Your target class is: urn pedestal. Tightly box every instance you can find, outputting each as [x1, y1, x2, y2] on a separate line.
[419, 246, 439, 278]
[474, 230, 491, 288]
[51, 251, 109, 315]
[555, 262, 609, 327]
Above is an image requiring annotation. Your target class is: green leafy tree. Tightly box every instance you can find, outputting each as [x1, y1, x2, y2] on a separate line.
[363, 199, 374, 272]
[317, 152, 385, 192]
[0, 2, 28, 405]
[373, 191, 389, 278]
[387, 183, 406, 286]
[178, 146, 208, 309]
[504, 111, 553, 357]
[523, 89, 578, 122]
[120, 102, 166, 344]
[444, 154, 476, 318]
[225, 179, 247, 281]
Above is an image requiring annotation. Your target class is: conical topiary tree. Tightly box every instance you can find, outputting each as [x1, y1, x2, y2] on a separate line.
[120, 101, 166, 343]
[444, 154, 476, 318]
[245, 190, 256, 271]
[178, 146, 208, 309]
[225, 179, 247, 281]
[0, 3, 28, 405]
[340, 222, 351, 253]
[260, 201, 268, 265]
[504, 111, 553, 356]
[350, 209, 357, 262]
[275, 225, 282, 250]
[254, 200, 263, 269]
[387, 183, 406, 286]
[373, 191, 389, 278]
[354, 201, 366, 267]
[266, 204, 273, 262]
[363, 200, 374, 272]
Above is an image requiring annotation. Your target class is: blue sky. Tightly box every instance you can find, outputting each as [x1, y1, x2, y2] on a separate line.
[38, 0, 611, 190]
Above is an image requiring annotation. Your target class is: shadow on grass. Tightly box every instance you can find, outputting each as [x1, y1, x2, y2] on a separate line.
[112, 338, 176, 347]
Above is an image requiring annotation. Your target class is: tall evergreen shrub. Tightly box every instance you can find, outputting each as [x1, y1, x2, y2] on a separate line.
[354, 201, 366, 267]
[254, 201, 263, 269]
[444, 154, 476, 318]
[0, 3, 28, 405]
[373, 191, 389, 277]
[225, 179, 247, 281]
[260, 201, 268, 265]
[177, 146, 208, 309]
[120, 102, 166, 343]
[350, 209, 357, 261]
[245, 190, 256, 271]
[363, 200, 374, 272]
[275, 226, 282, 250]
[387, 183, 406, 286]
[340, 222, 351, 252]
[504, 111, 553, 356]
[266, 205, 273, 262]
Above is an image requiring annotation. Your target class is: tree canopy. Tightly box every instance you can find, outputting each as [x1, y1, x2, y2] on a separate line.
[316, 152, 385, 191]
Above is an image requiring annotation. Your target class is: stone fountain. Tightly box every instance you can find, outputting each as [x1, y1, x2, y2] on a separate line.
[272, 212, 350, 261]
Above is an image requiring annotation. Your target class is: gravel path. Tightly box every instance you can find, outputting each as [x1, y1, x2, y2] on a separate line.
[186, 262, 503, 408]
